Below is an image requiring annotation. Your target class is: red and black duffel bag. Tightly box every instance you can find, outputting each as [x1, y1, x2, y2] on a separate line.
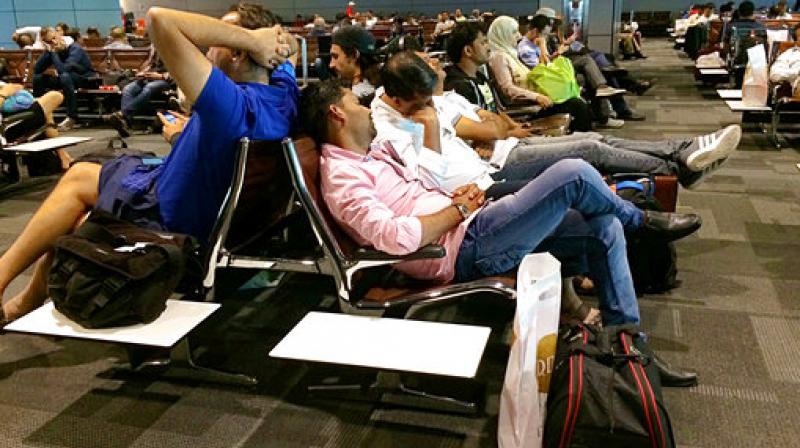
[544, 324, 676, 448]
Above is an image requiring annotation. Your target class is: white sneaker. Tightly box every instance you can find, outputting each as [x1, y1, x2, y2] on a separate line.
[679, 157, 730, 189]
[57, 117, 76, 132]
[595, 86, 628, 97]
[597, 117, 625, 128]
[683, 125, 741, 171]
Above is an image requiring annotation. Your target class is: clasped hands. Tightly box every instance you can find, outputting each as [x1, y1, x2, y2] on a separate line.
[451, 183, 485, 217]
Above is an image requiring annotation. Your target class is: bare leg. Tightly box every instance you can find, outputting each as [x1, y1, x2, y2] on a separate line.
[35, 91, 72, 170]
[0, 162, 100, 319]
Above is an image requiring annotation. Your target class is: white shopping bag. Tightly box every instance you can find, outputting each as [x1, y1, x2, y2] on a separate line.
[498, 253, 562, 448]
[742, 45, 769, 107]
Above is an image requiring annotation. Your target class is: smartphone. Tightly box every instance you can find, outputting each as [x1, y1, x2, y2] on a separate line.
[162, 113, 176, 124]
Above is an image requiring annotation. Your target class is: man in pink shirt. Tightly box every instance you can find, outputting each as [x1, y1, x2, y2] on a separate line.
[298, 78, 698, 387]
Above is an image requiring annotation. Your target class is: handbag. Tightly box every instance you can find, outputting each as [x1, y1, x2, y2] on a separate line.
[610, 175, 679, 293]
[48, 210, 201, 329]
[498, 253, 562, 448]
[527, 56, 581, 104]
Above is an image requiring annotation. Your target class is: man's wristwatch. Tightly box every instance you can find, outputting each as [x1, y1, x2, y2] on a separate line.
[454, 203, 471, 220]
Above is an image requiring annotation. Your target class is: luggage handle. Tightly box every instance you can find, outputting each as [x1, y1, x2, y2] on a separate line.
[568, 345, 646, 365]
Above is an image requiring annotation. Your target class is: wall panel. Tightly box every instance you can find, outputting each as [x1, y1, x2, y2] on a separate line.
[119, 0, 538, 20]
[0, 11, 14, 48]
[2, 0, 120, 51]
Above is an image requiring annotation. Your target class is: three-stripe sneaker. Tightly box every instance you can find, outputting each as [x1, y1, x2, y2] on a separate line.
[682, 124, 741, 171]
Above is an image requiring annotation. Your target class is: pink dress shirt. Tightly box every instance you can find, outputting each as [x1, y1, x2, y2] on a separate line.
[320, 141, 472, 283]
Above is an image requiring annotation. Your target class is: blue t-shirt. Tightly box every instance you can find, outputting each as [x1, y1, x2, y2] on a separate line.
[518, 37, 542, 69]
[155, 64, 299, 242]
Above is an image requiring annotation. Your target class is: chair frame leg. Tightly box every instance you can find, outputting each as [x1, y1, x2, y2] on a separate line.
[769, 108, 783, 150]
[122, 339, 258, 387]
[183, 338, 259, 386]
[306, 370, 481, 415]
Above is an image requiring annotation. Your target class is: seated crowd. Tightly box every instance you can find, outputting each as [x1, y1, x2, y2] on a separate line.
[677, 0, 800, 103]
[0, 2, 747, 401]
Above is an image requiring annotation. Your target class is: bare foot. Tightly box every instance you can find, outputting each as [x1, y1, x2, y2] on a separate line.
[3, 286, 48, 323]
[57, 149, 73, 172]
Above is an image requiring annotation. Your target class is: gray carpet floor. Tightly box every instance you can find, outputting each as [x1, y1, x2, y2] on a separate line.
[0, 38, 799, 447]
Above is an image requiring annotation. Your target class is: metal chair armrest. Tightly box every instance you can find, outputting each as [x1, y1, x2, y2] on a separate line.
[504, 106, 543, 117]
[355, 278, 516, 316]
[354, 244, 446, 261]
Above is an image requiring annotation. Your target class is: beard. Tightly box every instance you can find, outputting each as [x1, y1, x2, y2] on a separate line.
[367, 120, 377, 142]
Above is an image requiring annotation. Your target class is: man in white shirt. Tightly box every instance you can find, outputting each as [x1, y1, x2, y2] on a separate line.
[364, 10, 378, 28]
[372, 52, 741, 196]
[432, 12, 455, 37]
[13, 26, 74, 50]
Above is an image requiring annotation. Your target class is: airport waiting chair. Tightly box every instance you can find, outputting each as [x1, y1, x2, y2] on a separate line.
[279, 136, 516, 413]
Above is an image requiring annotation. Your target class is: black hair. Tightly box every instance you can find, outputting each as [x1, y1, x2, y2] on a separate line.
[56, 22, 70, 33]
[447, 22, 483, 64]
[768, 5, 780, 17]
[333, 27, 382, 87]
[530, 14, 550, 33]
[738, 1, 755, 17]
[380, 51, 437, 100]
[720, 3, 733, 14]
[299, 79, 347, 144]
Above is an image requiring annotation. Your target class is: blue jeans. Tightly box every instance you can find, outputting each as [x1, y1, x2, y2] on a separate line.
[121, 79, 171, 119]
[456, 159, 643, 325]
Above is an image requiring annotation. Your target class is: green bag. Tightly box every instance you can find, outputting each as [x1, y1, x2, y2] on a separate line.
[526, 56, 581, 104]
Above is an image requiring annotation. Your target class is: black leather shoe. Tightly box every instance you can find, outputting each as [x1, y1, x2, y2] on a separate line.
[108, 111, 131, 138]
[638, 211, 701, 242]
[634, 79, 655, 95]
[652, 353, 698, 388]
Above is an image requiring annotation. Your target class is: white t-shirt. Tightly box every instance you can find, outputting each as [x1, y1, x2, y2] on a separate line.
[352, 79, 375, 100]
[441, 91, 519, 168]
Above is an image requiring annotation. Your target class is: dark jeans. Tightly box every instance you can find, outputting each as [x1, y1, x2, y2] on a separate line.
[33, 72, 92, 119]
[537, 97, 593, 132]
[121, 79, 171, 120]
[484, 132, 693, 198]
[457, 159, 643, 325]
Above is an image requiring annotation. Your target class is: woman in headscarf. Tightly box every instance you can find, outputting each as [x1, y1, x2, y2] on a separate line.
[486, 15, 592, 131]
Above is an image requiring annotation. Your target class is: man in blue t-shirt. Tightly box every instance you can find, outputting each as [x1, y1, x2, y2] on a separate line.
[0, 4, 299, 322]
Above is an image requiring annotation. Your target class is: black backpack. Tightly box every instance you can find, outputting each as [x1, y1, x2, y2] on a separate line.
[613, 178, 679, 294]
[48, 210, 201, 329]
[544, 324, 676, 448]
